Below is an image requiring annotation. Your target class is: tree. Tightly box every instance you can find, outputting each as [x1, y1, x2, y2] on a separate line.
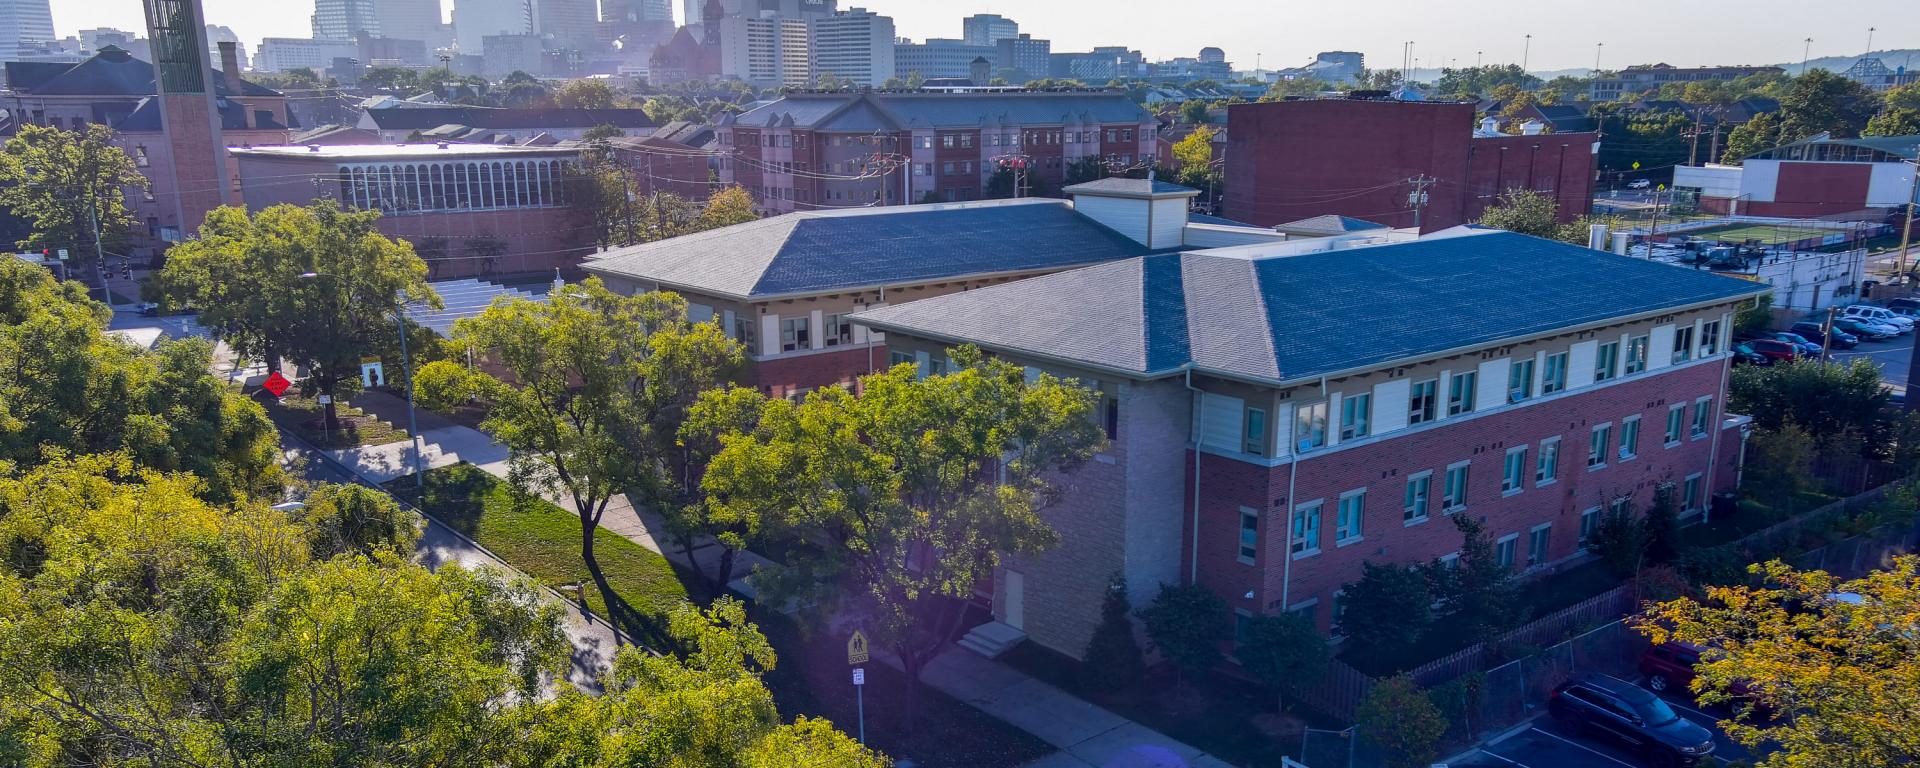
[1637, 557, 1920, 767]
[1237, 612, 1329, 712]
[1886, 83, 1920, 111]
[1137, 583, 1229, 684]
[1262, 77, 1329, 100]
[1475, 188, 1588, 243]
[581, 123, 626, 142]
[0, 258, 281, 502]
[1356, 675, 1448, 768]
[1776, 70, 1878, 141]
[1079, 575, 1146, 693]
[554, 78, 620, 109]
[413, 358, 479, 411]
[1733, 294, 1774, 338]
[814, 71, 843, 90]
[154, 202, 439, 432]
[0, 124, 148, 288]
[1064, 156, 1110, 186]
[697, 348, 1102, 721]
[1730, 358, 1891, 453]
[1863, 106, 1920, 137]
[436, 279, 742, 642]
[1179, 99, 1211, 125]
[1591, 499, 1654, 577]
[1720, 112, 1782, 164]
[1437, 514, 1521, 644]
[1433, 65, 1541, 100]
[297, 482, 420, 559]
[1644, 485, 1683, 564]
[1338, 561, 1434, 664]
[1171, 124, 1219, 192]
[1354, 67, 1404, 91]
[697, 185, 760, 229]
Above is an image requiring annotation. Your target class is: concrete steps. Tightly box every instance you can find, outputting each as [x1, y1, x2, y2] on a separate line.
[957, 620, 1027, 659]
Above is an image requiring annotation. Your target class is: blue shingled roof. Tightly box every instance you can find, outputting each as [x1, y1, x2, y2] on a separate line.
[583, 199, 1158, 299]
[855, 231, 1769, 383]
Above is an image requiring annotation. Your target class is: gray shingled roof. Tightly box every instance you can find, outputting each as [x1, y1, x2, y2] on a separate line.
[854, 231, 1769, 383]
[1272, 214, 1389, 236]
[583, 199, 1158, 300]
[1061, 178, 1199, 197]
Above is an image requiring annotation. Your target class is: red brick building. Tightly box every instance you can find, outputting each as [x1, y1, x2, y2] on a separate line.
[857, 227, 1763, 657]
[1223, 97, 1599, 233]
[713, 90, 1159, 213]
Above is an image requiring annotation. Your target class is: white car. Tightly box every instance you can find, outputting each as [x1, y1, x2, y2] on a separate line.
[1627, 179, 1653, 189]
[1842, 305, 1914, 333]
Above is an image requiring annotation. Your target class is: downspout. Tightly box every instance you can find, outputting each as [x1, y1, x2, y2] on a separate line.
[1278, 375, 1326, 613]
[1702, 335, 1732, 523]
[1185, 365, 1202, 583]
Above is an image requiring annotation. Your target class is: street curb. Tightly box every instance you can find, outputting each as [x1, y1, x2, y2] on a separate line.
[275, 423, 642, 648]
[1439, 716, 1541, 766]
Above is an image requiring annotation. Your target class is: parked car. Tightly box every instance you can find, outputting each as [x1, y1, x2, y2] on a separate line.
[1639, 642, 1774, 719]
[1887, 297, 1920, 314]
[1789, 321, 1858, 349]
[1628, 179, 1653, 189]
[1731, 343, 1770, 366]
[1841, 305, 1914, 333]
[1832, 317, 1899, 340]
[1770, 332, 1824, 357]
[1548, 674, 1716, 767]
[1741, 338, 1800, 364]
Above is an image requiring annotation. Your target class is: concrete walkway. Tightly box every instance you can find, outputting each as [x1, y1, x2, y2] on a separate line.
[341, 390, 1236, 768]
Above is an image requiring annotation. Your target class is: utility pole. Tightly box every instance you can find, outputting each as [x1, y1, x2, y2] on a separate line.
[1899, 161, 1918, 410]
[1407, 174, 1436, 229]
[1685, 118, 1704, 166]
[1707, 124, 1723, 165]
[1522, 34, 1532, 72]
[1802, 38, 1814, 74]
[1594, 43, 1603, 73]
[87, 198, 111, 307]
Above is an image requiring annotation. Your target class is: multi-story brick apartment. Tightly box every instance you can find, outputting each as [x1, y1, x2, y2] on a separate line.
[1223, 96, 1598, 233]
[230, 143, 594, 279]
[712, 90, 1158, 214]
[853, 205, 1765, 658]
[580, 179, 1328, 398]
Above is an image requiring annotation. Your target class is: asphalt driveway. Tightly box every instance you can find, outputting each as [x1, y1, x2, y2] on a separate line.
[1458, 682, 1765, 768]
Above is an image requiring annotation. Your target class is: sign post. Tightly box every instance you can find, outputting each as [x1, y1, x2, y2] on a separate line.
[847, 630, 869, 744]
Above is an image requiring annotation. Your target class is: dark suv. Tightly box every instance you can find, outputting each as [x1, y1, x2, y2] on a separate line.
[1548, 674, 1716, 767]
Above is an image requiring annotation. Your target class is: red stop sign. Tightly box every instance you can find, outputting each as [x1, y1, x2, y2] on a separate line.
[261, 371, 290, 398]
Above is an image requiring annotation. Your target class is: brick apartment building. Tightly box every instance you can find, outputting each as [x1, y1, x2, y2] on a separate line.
[853, 199, 1763, 658]
[231, 143, 594, 279]
[712, 90, 1158, 213]
[580, 178, 1335, 398]
[1224, 97, 1598, 233]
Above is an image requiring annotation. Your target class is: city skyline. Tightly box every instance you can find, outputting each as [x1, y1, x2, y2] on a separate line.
[47, 0, 1920, 73]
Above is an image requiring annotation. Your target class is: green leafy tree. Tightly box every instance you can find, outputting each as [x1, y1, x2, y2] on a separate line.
[1171, 124, 1219, 192]
[1777, 70, 1879, 141]
[1262, 77, 1330, 100]
[1338, 561, 1434, 665]
[297, 482, 420, 559]
[437, 279, 741, 641]
[1745, 420, 1817, 507]
[554, 78, 620, 109]
[1433, 65, 1541, 100]
[1237, 611, 1329, 712]
[412, 358, 478, 411]
[696, 348, 1102, 721]
[1475, 188, 1589, 243]
[0, 258, 280, 502]
[1730, 358, 1892, 456]
[1886, 84, 1920, 111]
[1437, 514, 1521, 643]
[1645, 485, 1683, 564]
[668, 386, 773, 596]
[1720, 112, 1782, 164]
[1356, 675, 1448, 768]
[1592, 499, 1654, 577]
[1863, 106, 1920, 137]
[1079, 574, 1147, 693]
[0, 124, 149, 286]
[1138, 583, 1229, 684]
[1733, 294, 1774, 338]
[1179, 99, 1211, 124]
[697, 185, 760, 229]
[1589, 103, 1692, 175]
[1064, 156, 1110, 186]
[1637, 557, 1920, 767]
[154, 202, 439, 432]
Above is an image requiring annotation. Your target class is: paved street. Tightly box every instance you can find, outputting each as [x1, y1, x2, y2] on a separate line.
[1830, 334, 1914, 395]
[1456, 683, 1765, 768]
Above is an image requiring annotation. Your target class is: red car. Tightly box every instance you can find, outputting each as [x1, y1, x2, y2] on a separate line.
[1740, 338, 1800, 364]
[1639, 642, 1772, 719]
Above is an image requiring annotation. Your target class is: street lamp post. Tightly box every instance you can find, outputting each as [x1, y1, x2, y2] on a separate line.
[299, 271, 426, 494]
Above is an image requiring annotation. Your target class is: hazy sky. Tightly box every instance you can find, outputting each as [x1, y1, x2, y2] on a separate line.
[54, 0, 1919, 73]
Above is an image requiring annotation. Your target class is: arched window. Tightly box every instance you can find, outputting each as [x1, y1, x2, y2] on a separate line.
[402, 165, 419, 211]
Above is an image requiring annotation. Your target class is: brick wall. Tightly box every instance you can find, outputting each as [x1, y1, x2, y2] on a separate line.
[747, 344, 887, 399]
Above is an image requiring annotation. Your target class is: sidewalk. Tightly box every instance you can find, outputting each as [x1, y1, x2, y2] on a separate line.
[342, 390, 1237, 768]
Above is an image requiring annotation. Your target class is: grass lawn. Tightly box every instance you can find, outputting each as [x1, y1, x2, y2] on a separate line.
[388, 463, 690, 647]
[263, 393, 409, 449]
[754, 608, 1058, 768]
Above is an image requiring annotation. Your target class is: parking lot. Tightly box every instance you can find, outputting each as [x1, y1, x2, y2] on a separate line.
[1455, 682, 1765, 768]
[1829, 333, 1912, 395]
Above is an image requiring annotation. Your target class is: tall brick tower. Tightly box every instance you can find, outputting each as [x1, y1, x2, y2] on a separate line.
[142, 0, 231, 239]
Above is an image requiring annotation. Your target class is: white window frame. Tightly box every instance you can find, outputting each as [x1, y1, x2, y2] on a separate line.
[1447, 371, 1476, 415]
[1443, 461, 1470, 512]
[1339, 393, 1371, 441]
[1700, 320, 1722, 356]
[1619, 415, 1641, 461]
[1404, 471, 1432, 525]
[1409, 378, 1438, 425]
[1672, 324, 1695, 364]
[1542, 351, 1569, 395]
[1295, 401, 1329, 452]
[1588, 423, 1611, 469]
[1666, 403, 1687, 447]
[1291, 500, 1323, 558]
[1335, 489, 1366, 546]
[1682, 473, 1703, 514]
[1237, 506, 1259, 565]
[1495, 533, 1519, 569]
[1502, 446, 1528, 495]
[1244, 407, 1269, 457]
[1626, 334, 1650, 374]
[1594, 341, 1619, 382]
[1579, 506, 1601, 549]
[1536, 437, 1560, 486]
[1508, 358, 1535, 403]
[1527, 522, 1552, 569]
[1692, 396, 1713, 439]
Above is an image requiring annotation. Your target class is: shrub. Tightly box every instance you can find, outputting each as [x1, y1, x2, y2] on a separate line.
[1079, 575, 1146, 693]
[1645, 487, 1682, 564]
[412, 359, 476, 412]
[1236, 611, 1328, 712]
[1635, 564, 1695, 602]
[1357, 675, 1447, 768]
[1137, 583, 1228, 684]
[1675, 545, 1745, 588]
[1338, 561, 1434, 664]
[1592, 502, 1653, 577]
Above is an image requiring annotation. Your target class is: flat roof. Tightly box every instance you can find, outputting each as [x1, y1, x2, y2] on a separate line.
[229, 143, 580, 161]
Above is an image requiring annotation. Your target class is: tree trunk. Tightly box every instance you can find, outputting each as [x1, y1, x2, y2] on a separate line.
[320, 377, 340, 434]
[897, 643, 924, 734]
[580, 520, 626, 646]
[713, 546, 737, 598]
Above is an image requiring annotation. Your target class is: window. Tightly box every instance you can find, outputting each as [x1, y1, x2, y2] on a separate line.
[1496, 534, 1518, 569]
[1536, 437, 1560, 485]
[1692, 397, 1713, 438]
[941, 135, 955, 149]
[1700, 320, 1722, 356]
[1508, 358, 1535, 403]
[1503, 447, 1528, 494]
[779, 317, 809, 352]
[1403, 472, 1431, 523]
[1542, 352, 1569, 395]
[1340, 394, 1371, 440]
[1610, 495, 1632, 517]
[1626, 335, 1650, 374]
[1295, 401, 1329, 451]
[888, 350, 914, 369]
[1672, 325, 1695, 364]
[1681, 474, 1703, 514]
[1238, 508, 1258, 564]
[1443, 462, 1470, 511]
[1244, 408, 1268, 456]
[1409, 379, 1438, 425]
[1579, 507, 1601, 548]
[1619, 415, 1641, 460]
[1528, 524, 1552, 568]
[1291, 501, 1322, 556]
[942, 161, 956, 175]
[1336, 491, 1365, 544]
[823, 313, 854, 346]
[1448, 371, 1476, 415]
[134, 145, 150, 167]
[1595, 341, 1619, 382]
[1666, 404, 1687, 445]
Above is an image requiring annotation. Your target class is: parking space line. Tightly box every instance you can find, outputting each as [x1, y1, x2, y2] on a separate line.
[1476, 748, 1530, 767]
[1531, 727, 1640, 768]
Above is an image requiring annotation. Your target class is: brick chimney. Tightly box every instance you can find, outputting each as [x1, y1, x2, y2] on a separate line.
[218, 41, 250, 128]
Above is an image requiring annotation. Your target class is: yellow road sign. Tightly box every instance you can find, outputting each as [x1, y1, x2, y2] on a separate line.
[847, 629, 870, 665]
